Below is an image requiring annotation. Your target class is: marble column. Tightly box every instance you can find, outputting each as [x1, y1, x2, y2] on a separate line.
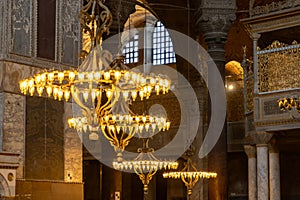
[196, 1, 236, 199]
[269, 141, 280, 200]
[244, 145, 257, 200]
[257, 144, 269, 200]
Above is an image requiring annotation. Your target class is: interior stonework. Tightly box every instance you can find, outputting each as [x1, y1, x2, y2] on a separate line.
[0, 0, 299, 199]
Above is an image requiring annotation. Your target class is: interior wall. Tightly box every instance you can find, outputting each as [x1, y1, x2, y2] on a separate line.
[25, 97, 64, 180]
[228, 152, 248, 200]
[280, 152, 300, 200]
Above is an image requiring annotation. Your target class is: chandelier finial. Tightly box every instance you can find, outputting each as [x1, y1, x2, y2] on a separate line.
[79, 0, 113, 58]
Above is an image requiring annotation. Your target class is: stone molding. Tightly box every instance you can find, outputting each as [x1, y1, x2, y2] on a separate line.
[251, 0, 300, 17]
[16, 178, 83, 184]
[201, 0, 236, 9]
[242, 8, 300, 35]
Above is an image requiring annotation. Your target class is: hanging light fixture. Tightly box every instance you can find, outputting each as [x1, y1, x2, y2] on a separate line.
[278, 97, 300, 113]
[163, 157, 217, 195]
[19, 0, 171, 142]
[69, 85, 170, 153]
[113, 139, 178, 193]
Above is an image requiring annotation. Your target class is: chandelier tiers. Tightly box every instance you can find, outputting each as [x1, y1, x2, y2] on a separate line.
[19, 0, 171, 146]
[69, 86, 171, 152]
[278, 97, 300, 113]
[163, 158, 217, 195]
[113, 139, 178, 193]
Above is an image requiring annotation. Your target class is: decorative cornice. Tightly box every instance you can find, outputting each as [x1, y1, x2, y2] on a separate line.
[201, 0, 236, 9]
[242, 7, 300, 35]
[2, 53, 76, 70]
[251, 0, 300, 17]
[255, 118, 300, 127]
[16, 179, 83, 184]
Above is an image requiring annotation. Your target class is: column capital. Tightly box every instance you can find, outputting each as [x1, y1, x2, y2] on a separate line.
[247, 131, 273, 145]
[251, 33, 261, 40]
[244, 145, 256, 158]
[269, 138, 279, 153]
[196, 0, 236, 38]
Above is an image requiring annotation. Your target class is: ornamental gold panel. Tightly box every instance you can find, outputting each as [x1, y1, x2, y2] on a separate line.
[258, 40, 300, 92]
[246, 77, 254, 113]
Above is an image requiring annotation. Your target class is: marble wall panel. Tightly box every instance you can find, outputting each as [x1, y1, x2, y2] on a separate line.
[64, 103, 82, 183]
[0, 1, 5, 56]
[16, 180, 83, 200]
[11, 0, 31, 56]
[3, 93, 25, 179]
[59, 0, 81, 66]
[25, 96, 64, 180]
[0, 62, 3, 91]
[0, 92, 3, 150]
[3, 61, 39, 94]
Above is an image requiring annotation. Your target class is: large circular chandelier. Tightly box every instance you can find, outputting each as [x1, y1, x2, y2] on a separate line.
[163, 158, 217, 195]
[19, 0, 171, 145]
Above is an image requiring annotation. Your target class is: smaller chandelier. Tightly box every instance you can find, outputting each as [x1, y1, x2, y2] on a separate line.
[278, 97, 300, 113]
[113, 139, 178, 193]
[163, 158, 217, 195]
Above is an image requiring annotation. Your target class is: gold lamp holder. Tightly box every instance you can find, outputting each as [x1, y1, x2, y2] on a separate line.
[163, 158, 217, 195]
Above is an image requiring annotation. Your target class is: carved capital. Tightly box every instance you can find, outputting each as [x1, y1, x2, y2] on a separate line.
[197, 10, 236, 38]
[245, 131, 274, 145]
[254, 132, 273, 145]
[244, 145, 257, 158]
[251, 33, 261, 41]
[196, 0, 236, 38]
[268, 137, 279, 153]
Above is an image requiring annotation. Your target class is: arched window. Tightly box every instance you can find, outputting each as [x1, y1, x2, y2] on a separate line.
[152, 21, 176, 65]
[122, 33, 139, 64]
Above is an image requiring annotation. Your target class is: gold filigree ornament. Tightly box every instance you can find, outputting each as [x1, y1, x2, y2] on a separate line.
[19, 0, 171, 151]
[278, 97, 300, 113]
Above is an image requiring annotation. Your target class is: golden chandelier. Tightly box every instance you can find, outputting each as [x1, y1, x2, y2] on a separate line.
[113, 139, 178, 193]
[163, 157, 217, 195]
[19, 0, 171, 151]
